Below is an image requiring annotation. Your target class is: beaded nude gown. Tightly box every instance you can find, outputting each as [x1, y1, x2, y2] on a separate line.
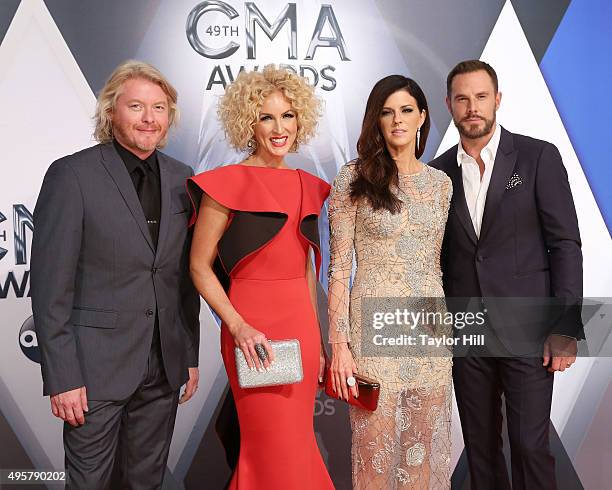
[328, 162, 453, 489]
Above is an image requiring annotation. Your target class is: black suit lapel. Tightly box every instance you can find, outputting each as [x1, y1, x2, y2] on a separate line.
[155, 153, 172, 261]
[100, 143, 155, 253]
[479, 128, 518, 243]
[445, 155, 479, 246]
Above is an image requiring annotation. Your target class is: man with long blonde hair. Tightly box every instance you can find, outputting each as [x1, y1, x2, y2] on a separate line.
[31, 60, 200, 489]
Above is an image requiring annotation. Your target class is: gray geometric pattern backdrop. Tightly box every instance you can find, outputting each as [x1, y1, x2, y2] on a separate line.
[0, 1, 610, 489]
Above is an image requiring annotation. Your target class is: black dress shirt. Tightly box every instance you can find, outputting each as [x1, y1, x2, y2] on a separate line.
[113, 139, 161, 247]
[113, 140, 164, 351]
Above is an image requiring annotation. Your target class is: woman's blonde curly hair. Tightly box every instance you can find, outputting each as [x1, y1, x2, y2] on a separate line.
[218, 65, 322, 153]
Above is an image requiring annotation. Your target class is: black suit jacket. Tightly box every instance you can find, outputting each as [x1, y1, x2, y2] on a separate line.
[429, 127, 582, 349]
[31, 143, 201, 400]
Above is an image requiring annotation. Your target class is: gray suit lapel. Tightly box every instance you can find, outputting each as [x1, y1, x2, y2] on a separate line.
[479, 128, 518, 243]
[99, 143, 155, 253]
[155, 152, 172, 261]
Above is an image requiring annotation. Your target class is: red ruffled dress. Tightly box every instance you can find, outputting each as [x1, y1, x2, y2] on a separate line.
[188, 165, 334, 489]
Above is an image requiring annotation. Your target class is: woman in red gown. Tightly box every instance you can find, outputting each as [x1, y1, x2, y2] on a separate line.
[188, 66, 334, 489]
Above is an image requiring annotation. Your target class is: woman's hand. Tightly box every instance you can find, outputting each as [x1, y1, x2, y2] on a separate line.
[330, 342, 358, 400]
[228, 319, 275, 372]
[318, 347, 326, 387]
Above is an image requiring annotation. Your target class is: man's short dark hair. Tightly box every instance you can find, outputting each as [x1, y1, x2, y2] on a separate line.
[447, 60, 498, 96]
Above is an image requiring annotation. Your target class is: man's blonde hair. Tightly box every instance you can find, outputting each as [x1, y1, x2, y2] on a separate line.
[93, 60, 179, 146]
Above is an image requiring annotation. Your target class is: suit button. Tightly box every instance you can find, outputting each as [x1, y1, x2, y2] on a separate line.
[146, 309, 154, 317]
[476, 255, 484, 262]
[151, 267, 158, 274]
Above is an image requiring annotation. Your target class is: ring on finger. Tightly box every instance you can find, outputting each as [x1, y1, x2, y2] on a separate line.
[346, 376, 356, 387]
[254, 343, 268, 361]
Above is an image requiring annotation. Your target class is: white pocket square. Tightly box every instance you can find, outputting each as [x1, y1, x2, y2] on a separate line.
[506, 173, 523, 190]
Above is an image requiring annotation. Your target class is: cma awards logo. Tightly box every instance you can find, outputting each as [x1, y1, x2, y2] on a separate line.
[0, 205, 39, 363]
[186, 1, 350, 91]
[0, 205, 33, 300]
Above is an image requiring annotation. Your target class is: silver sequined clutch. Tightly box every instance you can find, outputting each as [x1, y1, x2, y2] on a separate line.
[235, 339, 303, 388]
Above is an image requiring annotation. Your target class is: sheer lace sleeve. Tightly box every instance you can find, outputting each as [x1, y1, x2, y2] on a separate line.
[441, 176, 452, 216]
[327, 163, 357, 344]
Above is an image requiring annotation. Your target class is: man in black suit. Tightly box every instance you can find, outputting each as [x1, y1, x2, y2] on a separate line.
[430, 60, 582, 490]
[31, 60, 200, 489]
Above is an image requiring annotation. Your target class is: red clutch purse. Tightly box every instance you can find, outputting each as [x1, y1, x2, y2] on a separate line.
[319, 347, 380, 412]
[323, 370, 380, 412]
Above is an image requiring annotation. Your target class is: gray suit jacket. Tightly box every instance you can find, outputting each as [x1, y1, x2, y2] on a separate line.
[31, 143, 200, 400]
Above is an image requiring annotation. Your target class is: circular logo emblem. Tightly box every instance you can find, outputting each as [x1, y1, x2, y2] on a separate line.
[19, 316, 40, 363]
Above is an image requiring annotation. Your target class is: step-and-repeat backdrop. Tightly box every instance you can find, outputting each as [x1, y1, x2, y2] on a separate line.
[1, 0, 610, 488]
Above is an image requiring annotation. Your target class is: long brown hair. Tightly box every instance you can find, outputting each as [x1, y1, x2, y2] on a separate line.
[351, 75, 430, 213]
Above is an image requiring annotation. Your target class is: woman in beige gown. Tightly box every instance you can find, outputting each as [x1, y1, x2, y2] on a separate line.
[327, 75, 453, 489]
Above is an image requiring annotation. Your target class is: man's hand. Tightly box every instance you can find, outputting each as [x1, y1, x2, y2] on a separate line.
[50, 386, 88, 427]
[543, 334, 577, 373]
[179, 367, 199, 404]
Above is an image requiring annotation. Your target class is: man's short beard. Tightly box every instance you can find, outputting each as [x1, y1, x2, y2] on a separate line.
[136, 142, 157, 151]
[454, 116, 495, 139]
[137, 132, 168, 151]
